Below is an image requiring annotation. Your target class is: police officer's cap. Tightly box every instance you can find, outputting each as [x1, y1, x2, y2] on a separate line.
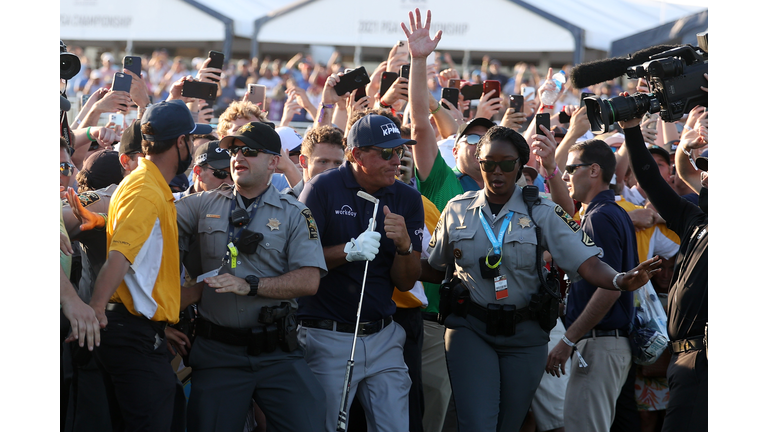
[219, 121, 281, 155]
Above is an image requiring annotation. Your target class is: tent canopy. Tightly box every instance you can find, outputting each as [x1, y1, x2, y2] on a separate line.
[60, 0, 707, 63]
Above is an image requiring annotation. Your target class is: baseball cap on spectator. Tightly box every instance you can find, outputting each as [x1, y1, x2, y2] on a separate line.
[169, 174, 189, 192]
[219, 121, 282, 155]
[695, 149, 708, 172]
[602, 133, 625, 151]
[276, 126, 303, 153]
[648, 145, 671, 165]
[456, 117, 495, 143]
[347, 114, 416, 149]
[666, 140, 680, 153]
[140, 100, 213, 142]
[194, 140, 230, 169]
[78, 150, 123, 190]
[101, 52, 115, 63]
[120, 120, 143, 155]
[522, 165, 539, 181]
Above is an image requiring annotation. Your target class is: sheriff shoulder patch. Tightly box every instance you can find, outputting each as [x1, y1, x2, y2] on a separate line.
[554, 204, 580, 233]
[301, 208, 319, 240]
[429, 218, 442, 248]
[78, 191, 101, 208]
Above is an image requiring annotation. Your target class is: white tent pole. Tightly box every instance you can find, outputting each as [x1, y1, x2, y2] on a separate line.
[354, 45, 362, 66]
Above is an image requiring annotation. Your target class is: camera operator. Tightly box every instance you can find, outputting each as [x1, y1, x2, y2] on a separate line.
[618, 99, 707, 432]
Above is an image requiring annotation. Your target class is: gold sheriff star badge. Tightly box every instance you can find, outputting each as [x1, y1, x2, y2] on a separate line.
[267, 218, 281, 231]
[518, 216, 532, 228]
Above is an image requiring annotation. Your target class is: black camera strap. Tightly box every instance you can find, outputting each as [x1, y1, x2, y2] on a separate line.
[522, 186, 560, 299]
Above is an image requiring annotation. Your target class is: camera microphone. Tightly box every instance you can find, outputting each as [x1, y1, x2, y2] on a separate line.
[570, 44, 679, 89]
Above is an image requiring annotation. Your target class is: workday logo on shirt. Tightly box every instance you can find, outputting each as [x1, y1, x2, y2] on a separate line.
[335, 205, 357, 217]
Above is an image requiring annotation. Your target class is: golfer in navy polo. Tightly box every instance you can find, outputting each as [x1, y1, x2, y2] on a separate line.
[297, 114, 425, 432]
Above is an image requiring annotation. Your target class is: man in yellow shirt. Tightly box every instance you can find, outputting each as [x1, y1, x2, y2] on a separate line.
[89, 100, 212, 432]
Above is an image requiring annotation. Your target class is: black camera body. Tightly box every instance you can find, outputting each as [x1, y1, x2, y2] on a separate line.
[585, 41, 708, 133]
[60, 40, 81, 81]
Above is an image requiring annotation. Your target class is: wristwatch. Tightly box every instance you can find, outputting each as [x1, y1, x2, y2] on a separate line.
[245, 275, 260, 296]
[396, 243, 413, 256]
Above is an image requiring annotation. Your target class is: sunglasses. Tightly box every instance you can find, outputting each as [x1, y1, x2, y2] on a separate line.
[207, 166, 231, 179]
[367, 146, 405, 161]
[477, 158, 518, 173]
[60, 162, 74, 176]
[564, 163, 594, 174]
[459, 134, 482, 145]
[226, 146, 266, 157]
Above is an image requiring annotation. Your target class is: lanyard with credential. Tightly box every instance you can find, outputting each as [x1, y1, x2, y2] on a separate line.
[226, 193, 261, 268]
[478, 210, 514, 268]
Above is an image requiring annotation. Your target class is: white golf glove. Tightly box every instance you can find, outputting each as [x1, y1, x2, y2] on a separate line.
[344, 218, 381, 262]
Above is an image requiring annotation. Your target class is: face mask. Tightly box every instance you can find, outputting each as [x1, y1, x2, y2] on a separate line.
[176, 137, 192, 176]
[698, 187, 707, 214]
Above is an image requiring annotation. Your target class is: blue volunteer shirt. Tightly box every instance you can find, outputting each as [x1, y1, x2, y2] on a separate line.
[565, 189, 638, 331]
[297, 161, 425, 323]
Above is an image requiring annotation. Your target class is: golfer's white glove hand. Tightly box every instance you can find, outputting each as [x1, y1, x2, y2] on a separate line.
[344, 218, 381, 262]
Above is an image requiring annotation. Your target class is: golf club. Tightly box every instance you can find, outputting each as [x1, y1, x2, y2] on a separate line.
[336, 190, 379, 432]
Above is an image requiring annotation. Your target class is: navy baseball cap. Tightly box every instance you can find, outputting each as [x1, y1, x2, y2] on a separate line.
[347, 114, 415, 149]
[194, 140, 230, 169]
[141, 100, 213, 142]
[219, 121, 282, 155]
[696, 149, 708, 172]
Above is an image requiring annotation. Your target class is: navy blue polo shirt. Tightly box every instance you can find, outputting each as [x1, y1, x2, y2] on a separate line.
[297, 161, 425, 324]
[565, 189, 638, 331]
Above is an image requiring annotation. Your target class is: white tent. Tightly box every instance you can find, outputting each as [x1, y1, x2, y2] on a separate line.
[254, 0, 707, 64]
[60, 0, 706, 64]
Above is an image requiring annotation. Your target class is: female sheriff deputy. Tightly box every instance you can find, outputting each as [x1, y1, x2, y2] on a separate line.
[421, 125, 660, 431]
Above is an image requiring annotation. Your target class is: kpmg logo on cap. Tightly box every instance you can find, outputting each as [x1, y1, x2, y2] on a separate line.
[380, 123, 399, 136]
[335, 205, 357, 217]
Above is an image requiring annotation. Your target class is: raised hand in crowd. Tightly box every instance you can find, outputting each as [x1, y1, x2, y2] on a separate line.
[675, 105, 708, 192]
[380, 76, 409, 108]
[366, 60, 388, 98]
[500, 106, 527, 132]
[475, 87, 503, 120]
[288, 86, 318, 121]
[640, 116, 659, 145]
[439, 97, 464, 127]
[122, 68, 150, 110]
[532, 123, 575, 216]
[398, 145, 415, 185]
[554, 105, 591, 171]
[437, 67, 460, 89]
[197, 100, 214, 124]
[196, 57, 223, 84]
[280, 93, 302, 127]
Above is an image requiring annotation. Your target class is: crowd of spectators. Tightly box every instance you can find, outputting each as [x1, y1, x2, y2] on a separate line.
[58, 6, 707, 432]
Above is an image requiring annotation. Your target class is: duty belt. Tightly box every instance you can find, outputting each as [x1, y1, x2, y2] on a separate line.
[466, 301, 534, 337]
[669, 336, 705, 354]
[196, 317, 279, 356]
[299, 316, 393, 336]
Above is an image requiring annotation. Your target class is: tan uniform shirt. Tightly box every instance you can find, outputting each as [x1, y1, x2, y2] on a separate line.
[175, 184, 327, 329]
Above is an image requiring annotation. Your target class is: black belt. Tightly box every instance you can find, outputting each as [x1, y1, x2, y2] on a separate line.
[669, 336, 705, 354]
[580, 328, 628, 341]
[466, 301, 534, 323]
[299, 316, 393, 336]
[196, 317, 279, 356]
[105, 302, 167, 332]
[422, 312, 439, 323]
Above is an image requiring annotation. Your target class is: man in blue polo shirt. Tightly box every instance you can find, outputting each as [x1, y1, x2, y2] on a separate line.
[298, 114, 424, 432]
[546, 139, 638, 432]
